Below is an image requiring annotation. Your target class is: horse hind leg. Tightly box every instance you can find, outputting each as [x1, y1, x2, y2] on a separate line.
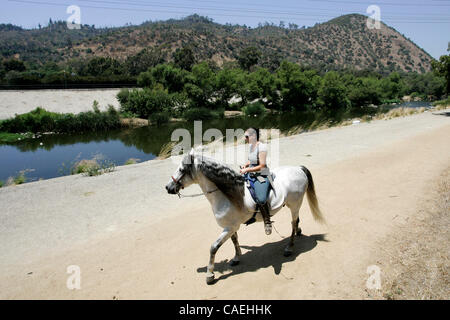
[284, 207, 301, 257]
[230, 232, 241, 266]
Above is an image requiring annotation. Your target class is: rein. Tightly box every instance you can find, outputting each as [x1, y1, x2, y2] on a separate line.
[172, 174, 219, 198]
[177, 188, 219, 198]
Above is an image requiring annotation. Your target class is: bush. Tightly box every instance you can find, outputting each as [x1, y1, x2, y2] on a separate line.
[149, 111, 170, 125]
[0, 107, 120, 134]
[116, 88, 130, 106]
[242, 101, 266, 116]
[119, 88, 174, 119]
[182, 107, 216, 121]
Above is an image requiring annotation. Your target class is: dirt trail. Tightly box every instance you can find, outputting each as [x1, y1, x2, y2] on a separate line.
[0, 111, 449, 299]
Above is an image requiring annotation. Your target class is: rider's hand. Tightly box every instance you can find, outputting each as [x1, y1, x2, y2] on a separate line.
[240, 167, 248, 174]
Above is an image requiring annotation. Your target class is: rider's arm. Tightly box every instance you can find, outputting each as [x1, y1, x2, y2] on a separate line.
[245, 151, 266, 173]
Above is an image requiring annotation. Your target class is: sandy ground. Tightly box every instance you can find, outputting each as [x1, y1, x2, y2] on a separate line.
[0, 110, 449, 299]
[0, 89, 122, 119]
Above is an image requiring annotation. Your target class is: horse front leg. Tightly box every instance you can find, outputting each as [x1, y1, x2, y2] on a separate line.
[206, 227, 234, 285]
[230, 232, 242, 266]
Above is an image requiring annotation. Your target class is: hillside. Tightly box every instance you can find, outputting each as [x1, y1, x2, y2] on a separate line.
[0, 14, 433, 73]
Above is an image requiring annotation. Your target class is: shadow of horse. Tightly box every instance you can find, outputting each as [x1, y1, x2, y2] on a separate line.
[197, 234, 328, 283]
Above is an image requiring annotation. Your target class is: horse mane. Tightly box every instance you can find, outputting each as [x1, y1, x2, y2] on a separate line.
[192, 152, 245, 209]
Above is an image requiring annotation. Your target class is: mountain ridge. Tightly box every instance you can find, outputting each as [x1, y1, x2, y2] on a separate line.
[0, 13, 434, 73]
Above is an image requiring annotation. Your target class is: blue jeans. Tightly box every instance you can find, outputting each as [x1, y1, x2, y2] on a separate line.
[253, 176, 270, 205]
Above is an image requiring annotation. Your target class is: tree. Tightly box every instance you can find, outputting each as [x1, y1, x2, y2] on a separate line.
[150, 64, 188, 93]
[317, 71, 350, 111]
[125, 48, 166, 76]
[238, 46, 261, 71]
[432, 53, 450, 94]
[184, 62, 216, 108]
[276, 61, 317, 111]
[3, 59, 26, 72]
[173, 46, 196, 71]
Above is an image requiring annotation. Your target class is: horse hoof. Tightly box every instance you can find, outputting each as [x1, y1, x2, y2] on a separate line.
[296, 228, 302, 236]
[206, 275, 215, 285]
[230, 259, 240, 266]
[284, 249, 292, 257]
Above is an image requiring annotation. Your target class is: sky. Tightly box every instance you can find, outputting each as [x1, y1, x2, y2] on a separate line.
[1, 0, 449, 59]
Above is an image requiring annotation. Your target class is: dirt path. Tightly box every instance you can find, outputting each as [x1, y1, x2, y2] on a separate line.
[0, 110, 448, 299]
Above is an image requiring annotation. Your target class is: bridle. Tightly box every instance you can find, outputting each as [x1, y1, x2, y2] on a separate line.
[171, 162, 218, 198]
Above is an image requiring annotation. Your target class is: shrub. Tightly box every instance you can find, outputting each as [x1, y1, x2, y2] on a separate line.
[182, 107, 215, 121]
[0, 107, 120, 134]
[13, 171, 26, 185]
[149, 111, 170, 125]
[119, 88, 174, 119]
[71, 156, 115, 176]
[124, 158, 140, 165]
[116, 88, 130, 106]
[242, 101, 266, 116]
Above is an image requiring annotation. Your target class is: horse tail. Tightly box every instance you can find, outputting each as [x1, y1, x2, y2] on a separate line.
[300, 166, 325, 224]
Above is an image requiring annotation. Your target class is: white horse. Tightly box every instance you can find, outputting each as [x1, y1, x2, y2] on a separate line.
[165, 149, 325, 285]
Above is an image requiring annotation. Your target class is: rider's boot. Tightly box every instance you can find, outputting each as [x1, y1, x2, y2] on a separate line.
[259, 202, 272, 235]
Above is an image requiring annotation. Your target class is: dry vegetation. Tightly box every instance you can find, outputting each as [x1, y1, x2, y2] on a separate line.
[367, 167, 450, 300]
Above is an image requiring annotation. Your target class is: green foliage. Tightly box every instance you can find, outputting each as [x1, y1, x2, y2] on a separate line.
[242, 101, 266, 116]
[182, 107, 216, 121]
[173, 46, 196, 71]
[125, 48, 166, 76]
[238, 46, 262, 71]
[347, 77, 383, 108]
[3, 59, 26, 72]
[432, 54, 450, 94]
[72, 156, 115, 176]
[149, 111, 171, 125]
[149, 64, 188, 93]
[432, 96, 450, 106]
[277, 61, 319, 111]
[119, 87, 180, 119]
[317, 71, 350, 111]
[117, 88, 131, 106]
[13, 171, 26, 185]
[0, 107, 120, 134]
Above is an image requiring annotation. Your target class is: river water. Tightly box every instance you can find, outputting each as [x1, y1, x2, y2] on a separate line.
[0, 101, 432, 183]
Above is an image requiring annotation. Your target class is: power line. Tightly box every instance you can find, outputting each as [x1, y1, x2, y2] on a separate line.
[76, 0, 450, 19]
[306, 0, 450, 7]
[6, 0, 450, 24]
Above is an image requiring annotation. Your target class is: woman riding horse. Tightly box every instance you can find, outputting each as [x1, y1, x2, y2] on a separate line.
[239, 128, 272, 235]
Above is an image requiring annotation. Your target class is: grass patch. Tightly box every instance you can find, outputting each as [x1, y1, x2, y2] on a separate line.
[432, 97, 450, 109]
[72, 155, 116, 176]
[0, 132, 33, 143]
[124, 158, 140, 165]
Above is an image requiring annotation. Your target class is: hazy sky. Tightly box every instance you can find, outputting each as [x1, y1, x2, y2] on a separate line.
[1, 0, 449, 59]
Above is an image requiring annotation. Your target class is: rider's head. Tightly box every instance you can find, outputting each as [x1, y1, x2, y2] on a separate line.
[245, 127, 259, 144]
